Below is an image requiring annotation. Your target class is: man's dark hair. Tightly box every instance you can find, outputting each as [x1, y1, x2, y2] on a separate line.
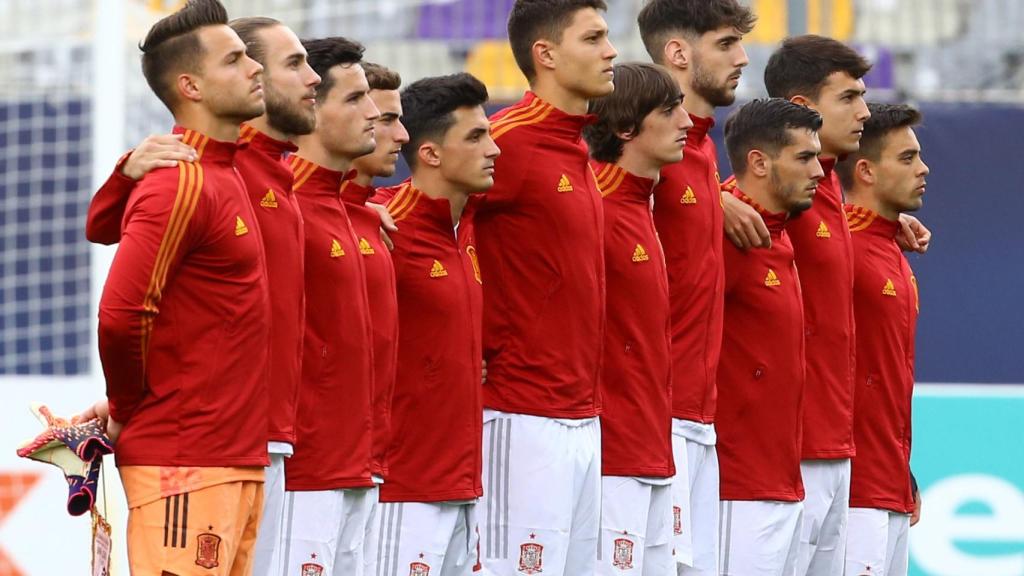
[724, 98, 823, 176]
[229, 16, 281, 67]
[764, 35, 872, 101]
[363, 62, 402, 92]
[140, 0, 229, 110]
[836, 103, 923, 189]
[507, 0, 608, 82]
[400, 73, 489, 168]
[637, 0, 756, 64]
[302, 36, 365, 101]
[584, 63, 682, 163]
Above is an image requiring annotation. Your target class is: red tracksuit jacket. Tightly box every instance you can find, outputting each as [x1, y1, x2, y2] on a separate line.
[340, 179, 398, 479]
[98, 127, 270, 467]
[846, 205, 919, 513]
[88, 123, 306, 447]
[477, 91, 605, 418]
[653, 114, 725, 424]
[594, 161, 674, 479]
[717, 188, 806, 502]
[789, 159, 857, 460]
[286, 156, 375, 490]
[374, 181, 484, 502]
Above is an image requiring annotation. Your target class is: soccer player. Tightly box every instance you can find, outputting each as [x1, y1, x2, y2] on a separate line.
[583, 62, 692, 576]
[369, 71, 497, 576]
[476, 2, 616, 573]
[718, 98, 824, 576]
[835, 103, 928, 576]
[83, 0, 272, 573]
[81, 15, 321, 574]
[280, 36, 380, 576]
[635, 2, 755, 572]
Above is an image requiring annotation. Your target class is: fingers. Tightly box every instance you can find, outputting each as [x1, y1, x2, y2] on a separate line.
[368, 203, 398, 232]
[380, 228, 394, 251]
[122, 134, 197, 180]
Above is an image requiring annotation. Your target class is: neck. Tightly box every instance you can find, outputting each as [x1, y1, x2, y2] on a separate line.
[175, 108, 242, 143]
[411, 170, 470, 225]
[531, 77, 589, 116]
[735, 175, 785, 214]
[846, 189, 899, 221]
[293, 133, 351, 173]
[616, 148, 661, 182]
[247, 115, 292, 143]
[669, 67, 714, 118]
[353, 170, 374, 187]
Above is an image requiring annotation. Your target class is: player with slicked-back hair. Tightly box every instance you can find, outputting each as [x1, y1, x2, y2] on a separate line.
[635, 2, 756, 572]
[79, 0, 275, 573]
[370, 72, 498, 576]
[762, 36, 930, 576]
[840, 103, 928, 576]
[476, 1, 617, 573]
[718, 98, 825, 575]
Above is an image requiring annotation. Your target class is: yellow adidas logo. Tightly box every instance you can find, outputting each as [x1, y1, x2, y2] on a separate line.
[359, 238, 375, 255]
[632, 244, 650, 263]
[680, 186, 697, 205]
[235, 216, 249, 236]
[816, 221, 831, 238]
[882, 278, 897, 296]
[764, 269, 781, 287]
[430, 259, 448, 278]
[260, 189, 279, 208]
[330, 239, 345, 258]
[557, 174, 573, 193]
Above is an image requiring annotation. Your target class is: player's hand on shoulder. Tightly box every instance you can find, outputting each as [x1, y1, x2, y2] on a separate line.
[368, 202, 397, 250]
[481, 360, 488, 385]
[122, 134, 196, 181]
[897, 213, 930, 254]
[722, 191, 771, 249]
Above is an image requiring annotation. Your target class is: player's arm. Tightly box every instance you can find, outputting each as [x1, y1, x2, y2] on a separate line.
[97, 167, 205, 426]
[897, 213, 931, 254]
[86, 135, 196, 245]
[722, 190, 771, 249]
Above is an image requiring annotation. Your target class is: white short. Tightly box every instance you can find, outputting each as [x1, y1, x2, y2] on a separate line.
[598, 476, 674, 576]
[480, 409, 601, 576]
[671, 419, 719, 575]
[845, 508, 910, 576]
[281, 486, 379, 576]
[719, 500, 803, 576]
[375, 500, 481, 576]
[253, 442, 293, 576]
[797, 459, 851, 576]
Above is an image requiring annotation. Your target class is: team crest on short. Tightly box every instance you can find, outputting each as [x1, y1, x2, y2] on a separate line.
[409, 561, 431, 576]
[195, 533, 221, 568]
[673, 505, 683, 535]
[613, 538, 635, 570]
[301, 562, 325, 576]
[518, 541, 544, 574]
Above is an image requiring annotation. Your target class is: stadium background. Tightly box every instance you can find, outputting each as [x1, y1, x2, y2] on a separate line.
[0, 0, 1021, 574]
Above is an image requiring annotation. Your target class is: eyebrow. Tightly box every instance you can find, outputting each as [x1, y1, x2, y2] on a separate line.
[468, 127, 489, 138]
[225, 48, 245, 62]
[379, 112, 400, 120]
[841, 87, 867, 97]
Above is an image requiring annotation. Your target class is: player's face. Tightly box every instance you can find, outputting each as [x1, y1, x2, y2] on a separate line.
[352, 90, 409, 178]
[690, 26, 749, 107]
[316, 64, 380, 160]
[874, 126, 929, 214]
[768, 128, 824, 214]
[629, 97, 693, 168]
[551, 8, 618, 99]
[196, 25, 265, 122]
[439, 106, 501, 194]
[259, 25, 320, 137]
[809, 71, 870, 156]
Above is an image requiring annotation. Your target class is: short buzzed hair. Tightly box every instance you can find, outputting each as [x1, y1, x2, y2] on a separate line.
[836, 103, 923, 189]
[764, 35, 872, 101]
[302, 36, 365, 102]
[584, 63, 682, 163]
[400, 73, 489, 168]
[363, 62, 402, 92]
[507, 0, 608, 82]
[140, 0, 229, 110]
[724, 98, 823, 176]
[637, 0, 756, 64]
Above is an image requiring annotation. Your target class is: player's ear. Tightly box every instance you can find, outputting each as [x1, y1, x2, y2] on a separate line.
[748, 149, 769, 178]
[418, 141, 442, 168]
[664, 37, 691, 71]
[533, 40, 557, 73]
[177, 73, 203, 103]
[615, 127, 637, 142]
[855, 158, 875, 186]
[789, 94, 814, 109]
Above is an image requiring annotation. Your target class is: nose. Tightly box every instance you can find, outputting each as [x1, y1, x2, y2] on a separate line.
[395, 121, 410, 145]
[364, 98, 381, 122]
[679, 107, 694, 131]
[249, 57, 264, 78]
[735, 43, 750, 68]
[856, 99, 870, 122]
[306, 65, 321, 89]
[919, 159, 930, 176]
[486, 136, 501, 159]
[811, 159, 825, 181]
[604, 38, 618, 61]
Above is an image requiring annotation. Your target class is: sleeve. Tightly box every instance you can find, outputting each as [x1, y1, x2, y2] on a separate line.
[98, 165, 205, 423]
[86, 153, 137, 245]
